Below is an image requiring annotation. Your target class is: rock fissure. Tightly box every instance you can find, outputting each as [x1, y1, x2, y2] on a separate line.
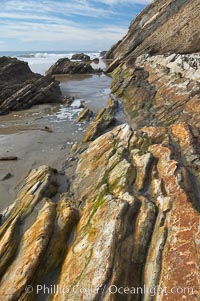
[0, 1, 200, 300]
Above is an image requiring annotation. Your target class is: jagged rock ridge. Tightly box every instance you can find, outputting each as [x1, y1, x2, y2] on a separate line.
[106, 0, 200, 71]
[0, 123, 199, 300]
[46, 57, 102, 75]
[0, 57, 62, 115]
[111, 53, 200, 129]
[0, 0, 200, 300]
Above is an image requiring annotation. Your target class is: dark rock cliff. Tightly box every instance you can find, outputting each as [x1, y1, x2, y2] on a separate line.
[0, 57, 62, 115]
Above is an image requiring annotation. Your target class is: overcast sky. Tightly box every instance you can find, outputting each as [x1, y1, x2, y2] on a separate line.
[0, 0, 151, 51]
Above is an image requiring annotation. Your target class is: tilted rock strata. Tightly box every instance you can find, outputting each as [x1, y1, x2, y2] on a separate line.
[19, 199, 79, 301]
[0, 200, 56, 301]
[46, 57, 102, 75]
[0, 75, 62, 115]
[106, 0, 200, 71]
[0, 57, 62, 115]
[71, 53, 91, 61]
[0, 165, 57, 226]
[78, 107, 93, 122]
[82, 97, 118, 142]
[0, 165, 57, 278]
[0, 217, 19, 278]
[0, 0, 200, 298]
[54, 122, 199, 300]
[111, 53, 200, 129]
[0, 166, 79, 301]
[0, 123, 199, 300]
[101, 1, 200, 297]
[0, 56, 36, 82]
[53, 197, 133, 301]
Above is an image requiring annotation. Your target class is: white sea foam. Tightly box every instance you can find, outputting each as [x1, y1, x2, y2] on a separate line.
[71, 99, 84, 108]
[16, 52, 100, 75]
[18, 52, 100, 59]
[54, 105, 82, 121]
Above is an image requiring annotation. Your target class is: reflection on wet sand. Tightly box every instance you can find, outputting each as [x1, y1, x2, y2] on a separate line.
[0, 74, 112, 208]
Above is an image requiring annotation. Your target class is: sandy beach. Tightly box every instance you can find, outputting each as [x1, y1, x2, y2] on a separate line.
[1, 1, 199, 299]
[0, 71, 116, 210]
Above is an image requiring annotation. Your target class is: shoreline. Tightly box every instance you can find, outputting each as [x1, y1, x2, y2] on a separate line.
[0, 0, 199, 299]
[0, 72, 115, 211]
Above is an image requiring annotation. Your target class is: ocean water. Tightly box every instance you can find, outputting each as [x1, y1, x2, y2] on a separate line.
[0, 50, 102, 75]
[0, 50, 111, 123]
[0, 50, 114, 206]
[0, 51, 127, 206]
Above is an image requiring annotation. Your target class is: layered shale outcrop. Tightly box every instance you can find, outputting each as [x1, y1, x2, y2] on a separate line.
[71, 53, 91, 61]
[0, 123, 199, 300]
[46, 57, 102, 75]
[106, 0, 200, 71]
[111, 53, 200, 129]
[0, 57, 62, 115]
[0, 0, 200, 300]
[0, 166, 79, 300]
[82, 97, 118, 142]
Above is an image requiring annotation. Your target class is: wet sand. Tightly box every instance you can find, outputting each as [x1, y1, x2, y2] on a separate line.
[0, 74, 114, 211]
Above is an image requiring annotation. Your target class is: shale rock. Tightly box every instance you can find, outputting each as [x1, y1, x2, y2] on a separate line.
[0, 1, 200, 300]
[111, 53, 200, 129]
[0, 165, 57, 228]
[0, 166, 79, 300]
[106, 0, 200, 71]
[0, 56, 36, 82]
[19, 198, 79, 301]
[82, 97, 118, 142]
[96, 1, 200, 298]
[0, 57, 62, 115]
[71, 53, 90, 61]
[78, 107, 93, 122]
[46, 58, 102, 75]
[100, 51, 108, 58]
[0, 124, 199, 301]
[0, 200, 56, 300]
[53, 122, 199, 301]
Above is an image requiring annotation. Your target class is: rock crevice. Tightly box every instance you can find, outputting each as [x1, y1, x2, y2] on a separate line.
[0, 57, 62, 115]
[0, 0, 200, 300]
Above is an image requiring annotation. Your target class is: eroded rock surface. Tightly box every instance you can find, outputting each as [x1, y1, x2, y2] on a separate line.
[0, 0, 200, 300]
[0, 120, 199, 301]
[46, 58, 102, 75]
[111, 53, 200, 129]
[0, 200, 56, 300]
[0, 166, 79, 300]
[71, 53, 90, 61]
[0, 57, 62, 115]
[78, 107, 93, 122]
[106, 0, 200, 70]
[82, 97, 118, 142]
[100, 1, 200, 298]
[100, 51, 108, 58]
[54, 122, 199, 301]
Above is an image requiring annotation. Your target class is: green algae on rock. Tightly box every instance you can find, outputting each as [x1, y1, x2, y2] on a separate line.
[0, 0, 200, 300]
[82, 97, 118, 142]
